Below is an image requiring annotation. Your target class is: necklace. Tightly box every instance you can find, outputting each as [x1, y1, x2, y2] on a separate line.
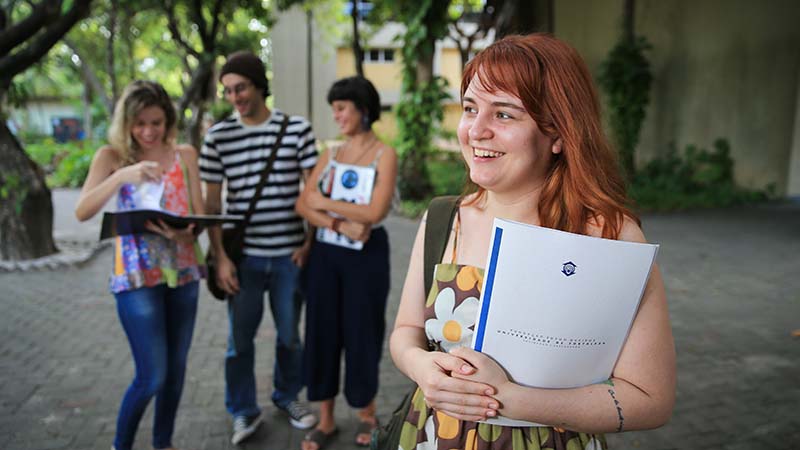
[342, 134, 379, 165]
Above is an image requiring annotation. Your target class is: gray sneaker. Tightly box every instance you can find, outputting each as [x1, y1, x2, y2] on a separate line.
[231, 412, 263, 445]
[277, 400, 317, 429]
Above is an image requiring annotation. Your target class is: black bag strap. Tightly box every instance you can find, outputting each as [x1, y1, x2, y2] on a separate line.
[236, 115, 290, 230]
[423, 195, 460, 295]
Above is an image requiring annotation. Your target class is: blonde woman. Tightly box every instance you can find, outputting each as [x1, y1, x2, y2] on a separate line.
[75, 80, 205, 450]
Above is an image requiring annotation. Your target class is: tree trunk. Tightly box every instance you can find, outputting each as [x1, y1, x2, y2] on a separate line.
[0, 120, 57, 260]
[623, 0, 635, 43]
[187, 103, 206, 149]
[493, 0, 553, 38]
[399, 143, 434, 200]
[65, 37, 114, 114]
[108, 0, 119, 106]
[178, 59, 215, 148]
[351, 1, 364, 77]
[398, 20, 438, 201]
[81, 77, 93, 140]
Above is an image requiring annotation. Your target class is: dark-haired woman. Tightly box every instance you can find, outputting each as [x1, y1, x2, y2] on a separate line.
[296, 75, 398, 449]
[75, 80, 205, 450]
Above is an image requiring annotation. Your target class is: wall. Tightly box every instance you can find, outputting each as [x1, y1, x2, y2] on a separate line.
[11, 100, 79, 136]
[556, 0, 800, 193]
[334, 43, 465, 142]
[271, 5, 339, 141]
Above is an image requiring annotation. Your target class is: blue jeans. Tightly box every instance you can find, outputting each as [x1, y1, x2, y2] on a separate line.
[113, 281, 199, 450]
[225, 255, 304, 418]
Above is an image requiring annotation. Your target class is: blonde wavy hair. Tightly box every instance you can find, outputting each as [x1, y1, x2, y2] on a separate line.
[108, 80, 177, 166]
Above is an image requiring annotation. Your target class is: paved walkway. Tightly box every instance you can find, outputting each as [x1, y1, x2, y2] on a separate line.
[0, 190, 798, 450]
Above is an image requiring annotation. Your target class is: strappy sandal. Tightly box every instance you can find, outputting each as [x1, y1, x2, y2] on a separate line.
[354, 419, 379, 447]
[302, 428, 339, 450]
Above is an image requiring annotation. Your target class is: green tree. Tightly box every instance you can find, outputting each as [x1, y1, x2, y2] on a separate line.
[0, 0, 93, 261]
[448, 0, 494, 69]
[370, 0, 451, 200]
[61, 0, 151, 138]
[66, 0, 275, 149]
[161, 0, 273, 148]
[598, 0, 652, 181]
[349, 0, 365, 76]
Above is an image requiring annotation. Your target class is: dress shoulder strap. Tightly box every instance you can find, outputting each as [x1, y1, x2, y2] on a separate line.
[328, 144, 342, 162]
[175, 150, 194, 214]
[369, 145, 386, 168]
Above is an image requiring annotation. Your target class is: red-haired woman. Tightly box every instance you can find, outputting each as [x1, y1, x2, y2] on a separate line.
[390, 34, 675, 449]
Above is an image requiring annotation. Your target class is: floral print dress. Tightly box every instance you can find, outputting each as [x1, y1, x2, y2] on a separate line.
[397, 217, 607, 450]
[109, 153, 205, 293]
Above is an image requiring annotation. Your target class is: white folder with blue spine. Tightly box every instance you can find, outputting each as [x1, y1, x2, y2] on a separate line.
[471, 218, 659, 427]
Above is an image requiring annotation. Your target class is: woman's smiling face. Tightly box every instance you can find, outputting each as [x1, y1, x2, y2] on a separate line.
[330, 99, 363, 136]
[131, 105, 167, 151]
[457, 74, 560, 195]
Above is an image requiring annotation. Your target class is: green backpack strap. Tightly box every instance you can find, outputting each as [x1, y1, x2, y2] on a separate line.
[423, 195, 460, 295]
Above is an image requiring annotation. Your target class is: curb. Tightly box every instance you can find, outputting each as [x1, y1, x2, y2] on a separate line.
[0, 240, 110, 273]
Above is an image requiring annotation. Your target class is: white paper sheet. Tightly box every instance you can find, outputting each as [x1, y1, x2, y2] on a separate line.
[470, 218, 659, 426]
[131, 181, 165, 210]
[315, 162, 376, 250]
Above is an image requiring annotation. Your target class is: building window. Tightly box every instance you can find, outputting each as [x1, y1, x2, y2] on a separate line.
[364, 48, 395, 63]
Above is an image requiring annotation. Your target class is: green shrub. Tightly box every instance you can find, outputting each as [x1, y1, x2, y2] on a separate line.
[398, 199, 430, 218]
[428, 151, 466, 197]
[49, 143, 96, 188]
[25, 138, 62, 171]
[25, 140, 99, 188]
[397, 149, 466, 218]
[598, 36, 653, 181]
[629, 139, 773, 211]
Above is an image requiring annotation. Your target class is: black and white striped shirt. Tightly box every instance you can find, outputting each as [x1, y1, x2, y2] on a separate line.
[200, 110, 318, 257]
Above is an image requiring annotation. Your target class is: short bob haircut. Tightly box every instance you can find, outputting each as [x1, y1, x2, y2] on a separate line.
[108, 80, 177, 166]
[327, 76, 381, 128]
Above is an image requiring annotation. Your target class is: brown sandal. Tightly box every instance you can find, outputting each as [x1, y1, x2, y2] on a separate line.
[354, 419, 379, 447]
[302, 428, 339, 450]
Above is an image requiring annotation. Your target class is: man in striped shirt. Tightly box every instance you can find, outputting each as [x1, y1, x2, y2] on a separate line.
[200, 51, 318, 445]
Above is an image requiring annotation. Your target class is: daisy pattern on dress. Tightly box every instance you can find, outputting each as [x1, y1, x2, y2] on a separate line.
[413, 412, 438, 450]
[424, 287, 479, 352]
[585, 436, 603, 450]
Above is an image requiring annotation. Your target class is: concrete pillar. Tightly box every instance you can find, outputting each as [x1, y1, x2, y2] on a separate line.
[271, 5, 338, 142]
[272, 5, 309, 117]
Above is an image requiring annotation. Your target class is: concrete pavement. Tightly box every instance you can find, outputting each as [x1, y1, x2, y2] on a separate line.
[0, 190, 798, 449]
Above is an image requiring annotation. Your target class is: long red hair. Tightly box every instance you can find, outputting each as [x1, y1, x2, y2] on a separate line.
[460, 33, 638, 239]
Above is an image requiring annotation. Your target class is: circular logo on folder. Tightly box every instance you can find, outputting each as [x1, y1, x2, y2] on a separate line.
[341, 170, 359, 189]
[561, 261, 577, 277]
